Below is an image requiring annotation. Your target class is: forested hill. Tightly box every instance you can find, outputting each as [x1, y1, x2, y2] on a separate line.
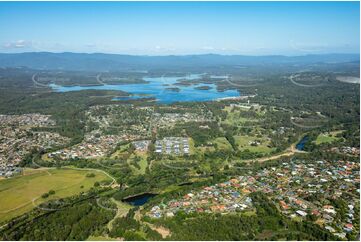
[0, 52, 359, 71]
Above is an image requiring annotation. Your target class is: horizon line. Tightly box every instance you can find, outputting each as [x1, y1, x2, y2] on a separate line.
[0, 51, 360, 58]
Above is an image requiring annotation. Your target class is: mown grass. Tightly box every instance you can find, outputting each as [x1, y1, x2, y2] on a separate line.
[315, 130, 343, 145]
[128, 153, 148, 175]
[234, 135, 275, 154]
[0, 168, 109, 223]
[222, 105, 261, 126]
[86, 236, 115, 241]
[213, 137, 233, 151]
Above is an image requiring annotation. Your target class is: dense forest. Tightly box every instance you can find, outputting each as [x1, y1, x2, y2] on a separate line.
[0, 196, 114, 241]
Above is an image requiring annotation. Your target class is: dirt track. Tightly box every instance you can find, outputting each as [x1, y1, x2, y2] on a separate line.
[241, 143, 306, 164]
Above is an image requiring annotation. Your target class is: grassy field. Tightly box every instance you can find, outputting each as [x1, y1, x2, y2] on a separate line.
[110, 143, 131, 159]
[315, 131, 343, 145]
[213, 137, 233, 151]
[222, 105, 262, 127]
[137, 155, 148, 174]
[234, 135, 275, 154]
[188, 138, 197, 155]
[0, 168, 110, 223]
[222, 111, 257, 126]
[86, 236, 115, 241]
[128, 153, 148, 175]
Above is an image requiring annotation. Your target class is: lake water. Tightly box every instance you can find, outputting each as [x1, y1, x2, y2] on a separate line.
[122, 193, 157, 206]
[49, 74, 240, 104]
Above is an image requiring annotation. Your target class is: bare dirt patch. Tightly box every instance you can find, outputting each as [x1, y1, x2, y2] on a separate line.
[336, 76, 360, 84]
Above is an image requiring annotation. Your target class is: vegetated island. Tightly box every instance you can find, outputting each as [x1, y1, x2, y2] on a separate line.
[165, 87, 181, 92]
[194, 85, 212, 90]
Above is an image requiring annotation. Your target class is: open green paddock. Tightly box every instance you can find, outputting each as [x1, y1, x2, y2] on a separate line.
[314, 130, 343, 145]
[0, 168, 110, 223]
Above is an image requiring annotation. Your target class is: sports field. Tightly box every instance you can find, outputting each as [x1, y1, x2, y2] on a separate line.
[0, 168, 110, 223]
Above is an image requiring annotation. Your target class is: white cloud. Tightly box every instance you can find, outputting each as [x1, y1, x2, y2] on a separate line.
[202, 46, 215, 50]
[3, 40, 32, 49]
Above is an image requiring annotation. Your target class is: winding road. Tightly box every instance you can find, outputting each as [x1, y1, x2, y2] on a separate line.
[32, 74, 49, 88]
[289, 74, 325, 88]
[96, 73, 107, 85]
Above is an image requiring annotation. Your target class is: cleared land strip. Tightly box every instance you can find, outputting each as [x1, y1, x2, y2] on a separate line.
[239, 142, 307, 164]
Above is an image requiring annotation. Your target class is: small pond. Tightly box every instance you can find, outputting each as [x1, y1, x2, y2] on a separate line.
[122, 193, 157, 206]
[296, 136, 309, 151]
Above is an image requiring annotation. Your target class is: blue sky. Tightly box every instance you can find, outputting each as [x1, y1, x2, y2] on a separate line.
[0, 1, 359, 55]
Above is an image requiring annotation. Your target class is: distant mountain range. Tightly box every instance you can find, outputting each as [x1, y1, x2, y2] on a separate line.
[0, 52, 359, 71]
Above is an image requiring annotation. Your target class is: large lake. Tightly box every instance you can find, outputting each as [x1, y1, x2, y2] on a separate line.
[49, 74, 240, 104]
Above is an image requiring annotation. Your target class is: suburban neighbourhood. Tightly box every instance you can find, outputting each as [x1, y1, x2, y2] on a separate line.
[148, 158, 360, 239]
[0, 114, 70, 177]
